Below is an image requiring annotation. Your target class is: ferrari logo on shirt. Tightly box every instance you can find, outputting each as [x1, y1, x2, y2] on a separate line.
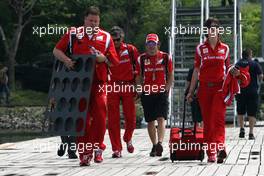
[157, 59, 163, 64]
[96, 35, 103, 41]
[218, 49, 225, 54]
[120, 50, 129, 57]
[203, 48, 208, 54]
[144, 59, 151, 65]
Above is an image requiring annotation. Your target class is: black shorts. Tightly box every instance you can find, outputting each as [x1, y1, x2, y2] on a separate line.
[236, 92, 259, 117]
[141, 92, 169, 122]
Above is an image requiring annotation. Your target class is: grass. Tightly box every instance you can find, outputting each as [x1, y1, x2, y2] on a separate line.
[9, 90, 48, 106]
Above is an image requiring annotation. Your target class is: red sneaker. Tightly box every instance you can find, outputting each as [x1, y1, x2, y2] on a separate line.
[94, 149, 103, 163]
[207, 155, 216, 163]
[127, 141, 134, 153]
[79, 154, 92, 167]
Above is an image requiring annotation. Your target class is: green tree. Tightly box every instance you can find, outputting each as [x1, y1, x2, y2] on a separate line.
[241, 3, 261, 56]
[0, 0, 38, 90]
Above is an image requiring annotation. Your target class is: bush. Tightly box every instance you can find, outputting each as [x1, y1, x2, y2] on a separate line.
[8, 90, 47, 106]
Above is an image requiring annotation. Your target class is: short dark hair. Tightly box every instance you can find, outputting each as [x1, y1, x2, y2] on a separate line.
[110, 26, 124, 38]
[242, 48, 252, 59]
[204, 17, 220, 29]
[204, 17, 220, 38]
[85, 6, 100, 17]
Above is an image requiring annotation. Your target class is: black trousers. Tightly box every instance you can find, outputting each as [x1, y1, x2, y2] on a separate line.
[61, 136, 76, 153]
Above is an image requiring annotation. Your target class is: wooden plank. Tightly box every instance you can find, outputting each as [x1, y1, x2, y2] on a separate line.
[143, 166, 165, 176]
[0, 127, 264, 176]
[225, 145, 243, 164]
[184, 166, 205, 176]
[213, 165, 232, 176]
[198, 164, 218, 176]
[155, 166, 179, 176]
[237, 144, 252, 165]
[128, 166, 152, 176]
[248, 144, 261, 165]
[111, 167, 138, 176]
[71, 168, 99, 176]
[168, 166, 191, 176]
[243, 164, 259, 176]
[98, 167, 126, 176]
[59, 167, 84, 176]
[228, 165, 246, 176]
[260, 145, 264, 175]
[258, 163, 264, 175]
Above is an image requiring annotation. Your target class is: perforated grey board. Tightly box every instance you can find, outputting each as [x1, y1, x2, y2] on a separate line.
[44, 54, 96, 136]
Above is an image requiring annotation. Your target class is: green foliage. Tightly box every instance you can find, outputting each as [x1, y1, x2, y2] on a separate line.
[9, 90, 47, 106]
[0, 0, 262, 64]
[134, 0, 170, 52]
[0, 0, 171, 64]
[241, 3, 261, 56]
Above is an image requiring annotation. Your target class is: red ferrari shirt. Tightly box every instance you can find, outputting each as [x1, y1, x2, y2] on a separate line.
[55, 27, 119, 82]
[194, 40, 230, 83]
[109, 43, 139, 81]
[136, 51, 173, 93]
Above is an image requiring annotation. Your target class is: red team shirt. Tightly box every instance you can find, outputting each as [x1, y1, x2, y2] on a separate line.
[55, 27, 119, 82]
[136, 51, 173, 92]
[109, 43, 139, 81]
[195, 40, 230, 83]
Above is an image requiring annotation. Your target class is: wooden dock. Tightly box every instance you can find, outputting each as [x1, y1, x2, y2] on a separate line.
[1, 127, 264, 176]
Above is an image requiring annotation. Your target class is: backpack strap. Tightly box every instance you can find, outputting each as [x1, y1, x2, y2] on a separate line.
[66, 33, 76, 57]
[140, 54, 147, 83]
[105, 45, 112, 82]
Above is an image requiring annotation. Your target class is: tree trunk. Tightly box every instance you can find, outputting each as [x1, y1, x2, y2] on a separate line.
[1, 0, 37, 90]
[8, 25, 23, 90]
[125, 0, 131, 41]
[8, 52, 16, 90]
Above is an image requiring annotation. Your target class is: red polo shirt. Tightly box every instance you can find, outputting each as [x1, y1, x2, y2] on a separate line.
[55, 27, 119, 83]
[195, 40, 231, 83]
[109, 43, 139, 81]
[136, 51, 173, 93]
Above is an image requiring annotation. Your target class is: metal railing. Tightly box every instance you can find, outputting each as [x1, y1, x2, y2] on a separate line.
[168, 0, 242, 128]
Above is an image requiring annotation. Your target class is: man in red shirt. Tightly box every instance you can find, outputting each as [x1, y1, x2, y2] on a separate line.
[107, 26, 139, 158]
[53, 6, 119, 166]
[186, 18, 240, 163]
[135, 33, 174, 157]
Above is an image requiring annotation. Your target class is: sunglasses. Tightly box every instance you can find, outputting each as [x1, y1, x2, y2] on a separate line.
[146, 41, 157, 47]
[113, 38, 121, 42]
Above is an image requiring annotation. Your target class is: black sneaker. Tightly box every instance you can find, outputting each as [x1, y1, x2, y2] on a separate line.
[239, 128, 245, 138]
[68, 151, 78, 159]
[57, 144, 66, 157]
[150, 145, 156, 157]
[217, 150, 227, 164]
[249, 133, 255, 140]
[112, 151, 122, 158]
[156, 142, 163, 157]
